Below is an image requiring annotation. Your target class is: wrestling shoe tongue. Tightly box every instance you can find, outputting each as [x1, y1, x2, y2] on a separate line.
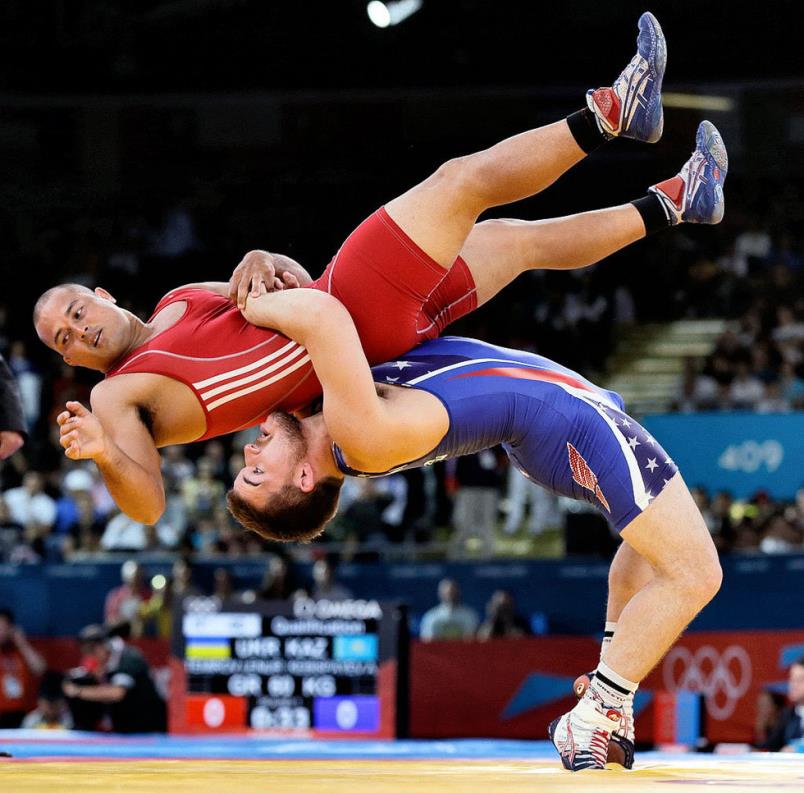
[575, 696, 622, 732]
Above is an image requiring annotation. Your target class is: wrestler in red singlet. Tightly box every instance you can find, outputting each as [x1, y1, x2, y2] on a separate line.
[106, 207, 477, 440]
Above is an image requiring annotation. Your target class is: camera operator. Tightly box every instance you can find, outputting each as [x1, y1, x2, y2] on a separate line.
[62, 624, 166, 734]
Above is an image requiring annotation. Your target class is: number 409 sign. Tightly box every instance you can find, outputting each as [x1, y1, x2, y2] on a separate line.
[642, 413, 804, 500]
[718, 439, 784, 474]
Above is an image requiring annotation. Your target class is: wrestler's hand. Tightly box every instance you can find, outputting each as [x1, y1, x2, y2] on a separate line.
[57, 401, 108, 461]
[229, 250, 285, 310]
[0, 430, 24, 460]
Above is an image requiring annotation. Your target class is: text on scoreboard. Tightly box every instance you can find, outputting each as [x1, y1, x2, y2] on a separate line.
[171, 596, 406, 736]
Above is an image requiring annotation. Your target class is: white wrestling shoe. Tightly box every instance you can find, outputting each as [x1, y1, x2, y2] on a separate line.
[572, 671, 635, 768]
[548, 696, 622, 771]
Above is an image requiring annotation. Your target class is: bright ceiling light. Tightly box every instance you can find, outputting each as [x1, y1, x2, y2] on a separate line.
[663, 92, 735, 112]
[367, 0, 423, 29]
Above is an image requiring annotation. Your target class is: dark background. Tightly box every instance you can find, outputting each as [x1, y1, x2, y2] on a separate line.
[1, 1, 802, 406]
[1, 1, 801, 92]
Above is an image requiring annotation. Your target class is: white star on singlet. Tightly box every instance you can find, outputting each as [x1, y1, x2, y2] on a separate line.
[385, 376, 399, 383]
[627, 435, 640, 449]
[645, 458, 658, 472]
[392, 361, 412, 370]
[620, 418, 632, 428]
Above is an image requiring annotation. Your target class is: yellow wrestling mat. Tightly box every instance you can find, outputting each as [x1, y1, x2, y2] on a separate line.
[5, 757, 804, 793]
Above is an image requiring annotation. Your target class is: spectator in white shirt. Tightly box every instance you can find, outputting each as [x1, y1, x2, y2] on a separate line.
[419, 579, 479, 641]
[100, 511, 179, 551]
[729, 362, 765, 409]
[756, 381, 792, 414]
[4, 472, 56, 531]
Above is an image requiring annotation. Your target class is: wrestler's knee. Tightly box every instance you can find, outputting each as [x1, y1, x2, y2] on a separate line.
[608, 546, 650, 595]
[697, 552, 723, 605]
[676, 543, 722, 610]
[432, 156, 487, 205]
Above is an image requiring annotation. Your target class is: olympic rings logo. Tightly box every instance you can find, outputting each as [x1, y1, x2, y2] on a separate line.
[662, 645, 753, 720]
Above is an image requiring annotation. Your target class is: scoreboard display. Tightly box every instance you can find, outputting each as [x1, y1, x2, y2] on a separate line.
[169, 596, 408, 737]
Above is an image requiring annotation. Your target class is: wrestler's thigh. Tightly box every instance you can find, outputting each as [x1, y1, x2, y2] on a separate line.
[384, 160, 483, 269]
[620, 473, 719, 580]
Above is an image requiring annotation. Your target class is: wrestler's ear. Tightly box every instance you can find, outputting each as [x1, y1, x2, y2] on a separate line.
[94, 287, 117, 304]
[296, 462, 316, 494]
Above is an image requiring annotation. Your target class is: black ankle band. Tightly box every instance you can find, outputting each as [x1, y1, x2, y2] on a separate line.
[596, 670, 632, 696]
[566, 108, 608, 154]
[631, 194, 672, 236]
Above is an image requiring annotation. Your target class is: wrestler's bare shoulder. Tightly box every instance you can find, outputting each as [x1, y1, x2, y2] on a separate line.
[148, 282, 230, 334]
[150, 299, 188, 333]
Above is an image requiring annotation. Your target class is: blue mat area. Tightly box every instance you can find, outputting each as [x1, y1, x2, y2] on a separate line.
[0, 731, 554, 760]
[2, 731, 801, 761]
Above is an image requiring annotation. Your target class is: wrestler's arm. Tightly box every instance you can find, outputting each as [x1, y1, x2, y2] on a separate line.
[242, 290, 443, 471]
[57, 380, 166, 524]
[181, 252, 313, 305]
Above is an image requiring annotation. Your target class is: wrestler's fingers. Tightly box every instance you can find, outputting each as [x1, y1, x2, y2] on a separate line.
[251, 273, 270, 298]
[249, 276, 263, 297]
[56, 411, 72, 426]
[282, 272, 300, 289]
[59, 420, 76, 437]
[237, 278, 251, 310]
[272, 277, 284, 291]
[59, 430, 77, 448]
[65, 401, 89, 416]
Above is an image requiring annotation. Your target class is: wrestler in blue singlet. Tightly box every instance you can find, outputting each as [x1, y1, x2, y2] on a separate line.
[332, 337, 678, 532]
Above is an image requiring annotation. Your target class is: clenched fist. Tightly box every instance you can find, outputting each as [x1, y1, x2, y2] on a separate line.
[57, 401, 107, 461]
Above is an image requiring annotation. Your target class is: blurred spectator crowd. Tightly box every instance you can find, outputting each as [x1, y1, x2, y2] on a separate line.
[672, 209, 804, 413]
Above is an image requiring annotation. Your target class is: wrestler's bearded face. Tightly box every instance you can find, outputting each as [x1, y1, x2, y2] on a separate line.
[232, 412, 307, 501]
[228, 411, 342, 543]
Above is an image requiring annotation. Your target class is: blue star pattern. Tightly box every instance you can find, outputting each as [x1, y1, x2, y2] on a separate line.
[596, 402, 679, 504]
[370, 354, 469, 385]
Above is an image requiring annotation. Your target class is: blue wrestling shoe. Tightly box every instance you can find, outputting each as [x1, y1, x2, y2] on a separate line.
[586, 12, 666, 143]
[548, 698, 622, 771]
[650, 120, 728, 225]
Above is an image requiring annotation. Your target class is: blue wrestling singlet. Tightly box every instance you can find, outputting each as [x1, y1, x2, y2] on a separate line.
[332, 337, 678, 532]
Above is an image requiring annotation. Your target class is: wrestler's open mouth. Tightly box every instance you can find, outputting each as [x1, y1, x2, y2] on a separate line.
[94, 329, 102, 347]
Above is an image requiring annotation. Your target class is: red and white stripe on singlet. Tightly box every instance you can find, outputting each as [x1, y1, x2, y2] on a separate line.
[105, 287, 322, 441]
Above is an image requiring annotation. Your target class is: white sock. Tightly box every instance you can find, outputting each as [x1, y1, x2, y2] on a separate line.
[589, 660, 639, 711]
[600, 621, 617, 660]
